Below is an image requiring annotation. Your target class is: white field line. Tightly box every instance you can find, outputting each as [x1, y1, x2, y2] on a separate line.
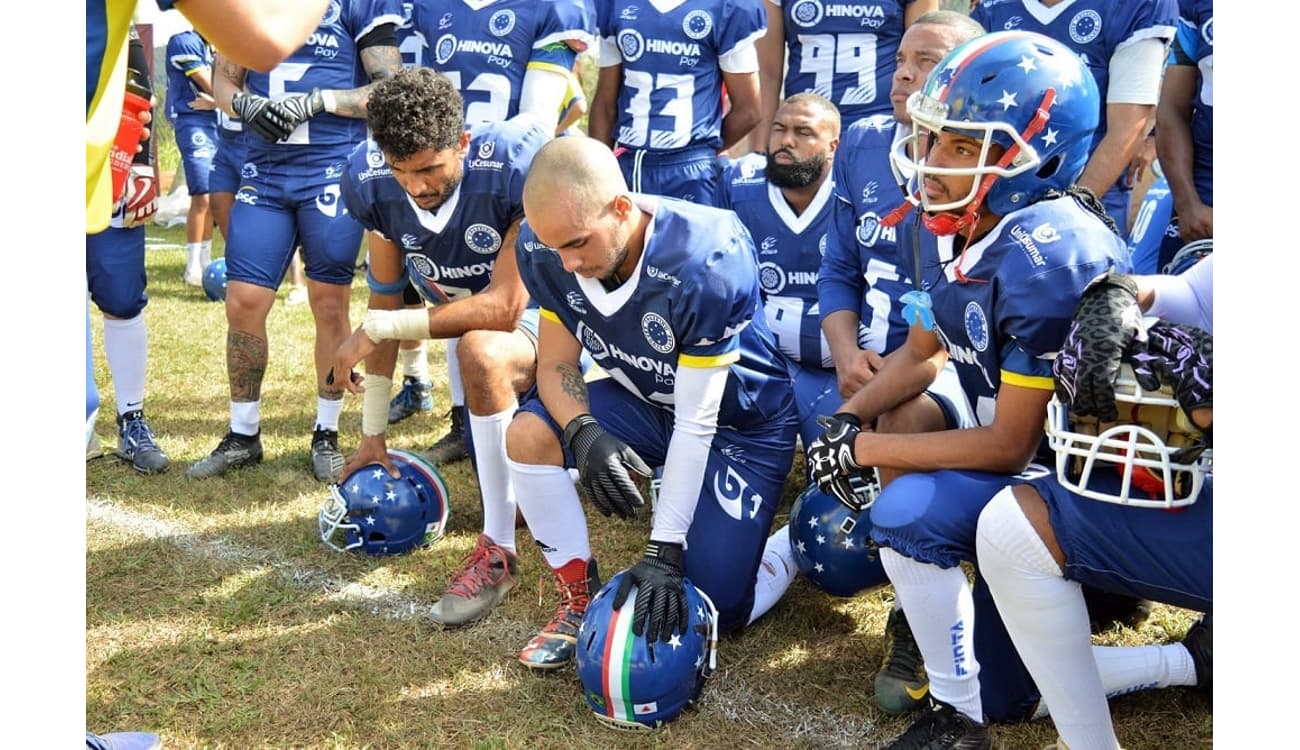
[87, 495, 877, 747]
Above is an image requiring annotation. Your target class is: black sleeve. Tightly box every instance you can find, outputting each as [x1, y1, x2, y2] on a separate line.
[356, 22, 398, 51]
[126, 25, 154, 165]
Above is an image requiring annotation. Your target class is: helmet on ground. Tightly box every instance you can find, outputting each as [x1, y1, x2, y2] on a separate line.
[788, 484, 888, 598]
[1046, 366, 1211, 508]
[318, 448, 450, 554]
[576, 570, 719, 730]
[892, 30, 1100, 231]
[203, 258, 228, 301]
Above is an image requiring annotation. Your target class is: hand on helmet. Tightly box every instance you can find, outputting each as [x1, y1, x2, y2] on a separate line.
[1053, 271, 1145, 422]
[613, 541, 688, 643]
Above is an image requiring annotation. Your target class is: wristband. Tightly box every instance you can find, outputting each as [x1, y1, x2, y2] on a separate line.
[361, 373, 393, 436]
[361, 308, 428, 343]
[320, 89, 338, 115]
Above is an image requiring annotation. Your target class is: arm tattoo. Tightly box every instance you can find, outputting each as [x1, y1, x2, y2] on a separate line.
[227, 330, 268, 402]
[557, 363, 589, 407]
[328, 47, 401, 118]
[218, 58, 246, 87]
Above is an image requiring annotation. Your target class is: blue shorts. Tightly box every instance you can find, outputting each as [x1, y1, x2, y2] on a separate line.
[225, 148, 364, 288]
[518, 377, 798, 633]
[617, 145, 720, 204]
[173, 116, 219, 195]
[1031, 472, 1212, 613]
[210, 131, 248, 195]
[86, 226, 147, 319]
[785, 358, 838, 459]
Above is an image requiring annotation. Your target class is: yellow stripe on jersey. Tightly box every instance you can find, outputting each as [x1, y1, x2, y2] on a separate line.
[526, 60, 574, 76]
[86, 0, 136, 233]
[1000, 369, 1055, 391]
[539, 308, 562, 324]
[679, 351, 740, 369]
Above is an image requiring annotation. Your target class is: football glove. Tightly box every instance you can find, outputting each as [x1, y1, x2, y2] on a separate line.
[1053, 271, 1145, 422]
[563, 414, 652, 519]
[274, 89, 326, 130]
[231, 92, 296, 143]
[118, 164, 158, 229]
[1130, 320, 1213, 422]
[806, 413, 876, 511]
[613, 540, 688, 643]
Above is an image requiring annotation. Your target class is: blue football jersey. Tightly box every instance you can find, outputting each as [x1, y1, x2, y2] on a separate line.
[340, 120, 549, 303]
[243, 0, 404, 158]
[164, 30, 214, 121]
[905, 195, 1131, 426]
[775, 0, 915, 124]
[597, 0, 767, 151]
[418, 0, 595, 123]
[517, 196, 793, 429]
[817, 114, 912, 357]
[1175, 0, 1212, 206]
[716, 154, 835, 368]
[397, 0, 427, 67]
[972, 0, 1177, 155]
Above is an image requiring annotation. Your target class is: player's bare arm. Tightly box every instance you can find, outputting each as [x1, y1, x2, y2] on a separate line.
[839, 323, 946, 425]
[535, 315, 589, 428]
[322, 44, 403, 119]
[749, 1, 785, 154]
[588, 64, 623, 147]
[1156, 63, 1211, 241]
[1077, 102, 1152, 201]
[212, 53, 247, 116]
[822, 309, 885, 399]
[424, 220, 530, 339]
[719, 70, 762, 153]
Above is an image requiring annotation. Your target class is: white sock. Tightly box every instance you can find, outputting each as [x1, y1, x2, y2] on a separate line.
[976, 488, 1118, 750]
[507, 457, 589, 569]
[446, 339, 465, 407]
[230, 401, 260, 435]
[879, 547, 982, 722]
[316, 396, 343, 432]
[102, 314, 147, 415]
[1094, 643, 1197, 695]
[399, 341, 430, 382]
[469, 406, 518, 554]
[186, 242, 203, 273]
[748, 526, 798, 624]
[199, 239, 212, 269]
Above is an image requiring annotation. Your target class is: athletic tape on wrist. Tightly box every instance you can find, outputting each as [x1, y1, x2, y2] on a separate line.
[362, 373, 393, 436]
[361, 308, 428, 343]
[320, 90, 338, 114]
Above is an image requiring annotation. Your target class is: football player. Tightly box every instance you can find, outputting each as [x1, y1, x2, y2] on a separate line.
[1150, 0, 1212, 268]
[164, 29, 219, 288]
[977, 255, 1212, 750]
[750, 0, 937, 153]
[804, 31, 1176, 748]
[385, 0, 595, 461]
[505, 136, 800, 671]
[588, 0, 767, 203]
[815, 8, 984, 716]
[970, 0, 1177, 233]
[188, 0, 405, 483]
[87, 25, 168, 475]
[330, 67, 551, 628]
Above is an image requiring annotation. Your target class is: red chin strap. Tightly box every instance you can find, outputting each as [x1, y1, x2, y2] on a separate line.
[884, 87, 1059, 237]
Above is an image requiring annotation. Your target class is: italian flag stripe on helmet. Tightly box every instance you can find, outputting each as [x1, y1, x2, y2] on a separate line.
[601, 586, 638, 722]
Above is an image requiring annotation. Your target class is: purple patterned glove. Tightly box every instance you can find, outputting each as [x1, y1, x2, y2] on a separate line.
[1052, 271, 1145, 422]
[1130, 320, 1213, 421]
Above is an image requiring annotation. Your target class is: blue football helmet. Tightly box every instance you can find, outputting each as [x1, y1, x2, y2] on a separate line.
[891, 31, 1101, 231]
[788, 484, 888, 598]
[203, 257, 228, 302]
[576, 570, 718, 730]
[1162, 238, 1212, 276]
[318, 448, 450, 554]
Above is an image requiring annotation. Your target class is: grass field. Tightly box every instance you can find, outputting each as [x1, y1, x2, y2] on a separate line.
[86, 224, 1211, 749]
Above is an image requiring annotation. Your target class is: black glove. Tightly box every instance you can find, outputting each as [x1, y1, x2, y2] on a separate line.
[806, 413, 876, 511]
[231, 92, 296, 142]
[1130, 320, 1213, 422]
[563, 414, 652, 519]
[1053, 271, 1145, 422]
[274, 88, 326, 130]
[612, 540, 688, 643]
